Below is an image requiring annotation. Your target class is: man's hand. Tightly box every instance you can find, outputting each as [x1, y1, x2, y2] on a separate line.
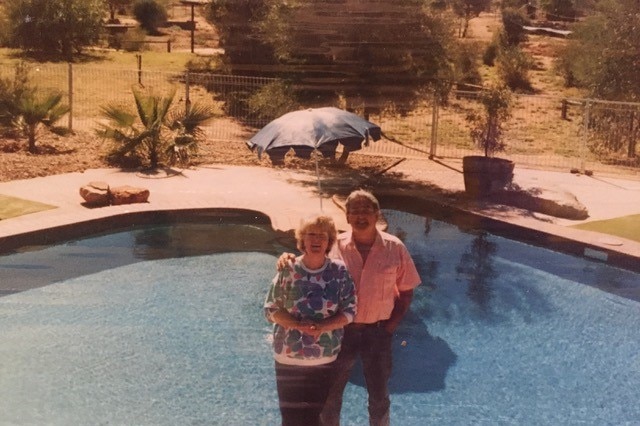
[276, 252, 296, 271]
[385, 290, 414, 334]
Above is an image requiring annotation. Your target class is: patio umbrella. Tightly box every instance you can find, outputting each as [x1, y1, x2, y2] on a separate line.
[246, 107, 382, 209]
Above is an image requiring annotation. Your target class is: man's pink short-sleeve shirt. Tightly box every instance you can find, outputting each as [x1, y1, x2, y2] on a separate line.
[331, 230, 421, 324]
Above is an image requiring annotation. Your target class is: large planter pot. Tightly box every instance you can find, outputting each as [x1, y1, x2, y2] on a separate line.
[462, 156, 515, 197]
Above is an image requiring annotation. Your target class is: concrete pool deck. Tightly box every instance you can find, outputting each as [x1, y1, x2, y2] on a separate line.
[1, 158, 639, 271]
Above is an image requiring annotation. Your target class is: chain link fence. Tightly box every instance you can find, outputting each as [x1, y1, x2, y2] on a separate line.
[2, 62, 639, 178]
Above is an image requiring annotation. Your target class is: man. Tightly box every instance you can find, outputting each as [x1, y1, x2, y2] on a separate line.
[279, 189, 421, 425]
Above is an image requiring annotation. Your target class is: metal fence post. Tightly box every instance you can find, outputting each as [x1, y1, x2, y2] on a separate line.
[136, 54, 142, 85]
[185, 70, 191, 114]
[429, 89, 439, 159]
[67, 62, 73, 131]
[581, 100, 591, 174]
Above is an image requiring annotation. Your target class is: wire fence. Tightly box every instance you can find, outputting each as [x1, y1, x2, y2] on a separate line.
[2, 62, 639, 178]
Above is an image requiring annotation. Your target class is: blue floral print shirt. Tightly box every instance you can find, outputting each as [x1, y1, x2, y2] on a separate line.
[264, 256, 356, 365]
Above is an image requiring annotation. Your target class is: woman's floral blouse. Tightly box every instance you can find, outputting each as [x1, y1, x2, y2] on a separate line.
[264, 257, 356, 365]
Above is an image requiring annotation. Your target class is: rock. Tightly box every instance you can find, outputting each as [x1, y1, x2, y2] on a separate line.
[109, 185, 150, 205]
[491, 186, 589, 220]
[79, 181, 110, 206]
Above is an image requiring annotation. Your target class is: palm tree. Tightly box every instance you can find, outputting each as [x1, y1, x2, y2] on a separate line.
[98, 88, 216, 169]
[13, 92, 70, 154]
[166, 103, 219, 166]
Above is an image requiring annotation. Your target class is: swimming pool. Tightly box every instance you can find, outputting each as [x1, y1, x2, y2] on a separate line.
[1, 211, 639, 425]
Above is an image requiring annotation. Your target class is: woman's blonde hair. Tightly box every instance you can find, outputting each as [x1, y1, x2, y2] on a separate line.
[295, 215, 337, 254]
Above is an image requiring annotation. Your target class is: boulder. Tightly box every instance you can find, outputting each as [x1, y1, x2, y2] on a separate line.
[491, 186, 588, 220]
[109, 185, 150, 205]
[79, 181, 110, 206]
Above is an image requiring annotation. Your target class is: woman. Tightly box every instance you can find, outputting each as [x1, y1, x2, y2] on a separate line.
[264, 215, 356, 426]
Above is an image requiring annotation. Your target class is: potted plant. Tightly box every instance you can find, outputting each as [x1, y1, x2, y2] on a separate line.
[463, 85, 515, 197]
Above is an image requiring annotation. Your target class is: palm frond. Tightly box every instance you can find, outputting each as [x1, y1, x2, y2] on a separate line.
[132, 89, 153, 127]
[167, 102, 217, 134]
[100, 104, 137, 127]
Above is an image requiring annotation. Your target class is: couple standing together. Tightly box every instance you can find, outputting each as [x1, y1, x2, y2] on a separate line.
[264, 190, 421, 426]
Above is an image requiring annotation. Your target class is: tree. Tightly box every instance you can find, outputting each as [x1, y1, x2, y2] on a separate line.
[98, 88, 215, 169]
[105, 0, 132, 23]
[561, 0, 640, 102]
[556, 0, 640, 160]
[6, 0, 104, 60]
[466, 85, 512, 157]
[208, 0, 457, 115]
[450, 0, 491, 38]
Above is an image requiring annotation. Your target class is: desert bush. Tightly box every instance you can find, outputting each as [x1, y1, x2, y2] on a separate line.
[452, 42, 483, 89]
[133, 0, 168, 35]
[501, 8, 530, 46]
[246, 81, 299, 123]
[483, 39, 499, 66]
[496, 46, 534, 92]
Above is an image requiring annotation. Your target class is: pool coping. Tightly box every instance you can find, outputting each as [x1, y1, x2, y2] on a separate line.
[377, 193, 640, 274]
[1, 164, 639, 275]
[2, 193, 639, 276]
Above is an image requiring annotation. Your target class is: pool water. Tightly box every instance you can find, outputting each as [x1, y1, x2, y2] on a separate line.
[0, 212, 639, 425]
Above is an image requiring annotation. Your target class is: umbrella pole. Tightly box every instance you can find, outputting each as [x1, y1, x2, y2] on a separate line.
[315, 154, 323, 211]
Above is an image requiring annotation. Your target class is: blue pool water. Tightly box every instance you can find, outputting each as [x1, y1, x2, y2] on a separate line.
[0, 211, 639, 425]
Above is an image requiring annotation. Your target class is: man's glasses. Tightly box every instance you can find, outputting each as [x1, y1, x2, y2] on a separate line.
[347, 208, 376, 215]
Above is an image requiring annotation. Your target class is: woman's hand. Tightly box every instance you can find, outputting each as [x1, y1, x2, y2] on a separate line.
[299, 319, 324, 338]
[276, 252, 296, 271]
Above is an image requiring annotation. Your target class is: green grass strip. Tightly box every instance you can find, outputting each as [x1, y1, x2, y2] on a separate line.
[571, 214, 640, 244]
[0, 194, 57, 220]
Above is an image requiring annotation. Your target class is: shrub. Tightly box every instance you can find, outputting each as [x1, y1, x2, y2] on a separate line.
[247, 81, 299, 123]
[123, 28, 150, 52]
[133, 0, 168, 35]
[497, 46, 534, 92]
[483, 40, 499, 66]
[501, 8, 530, 46]
[453, 42, 483, 89]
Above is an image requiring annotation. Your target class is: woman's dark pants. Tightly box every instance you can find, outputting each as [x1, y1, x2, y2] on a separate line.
[275, 361, 336, 426]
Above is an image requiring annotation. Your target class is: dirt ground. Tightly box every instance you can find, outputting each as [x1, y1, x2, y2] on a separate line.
[0, 127, 397, 183]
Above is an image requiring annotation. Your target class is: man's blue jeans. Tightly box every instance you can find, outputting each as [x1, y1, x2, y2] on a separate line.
[320, 323, 393, 426]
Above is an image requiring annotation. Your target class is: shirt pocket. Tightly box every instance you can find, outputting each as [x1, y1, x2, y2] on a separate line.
[379, 264, 398, 295]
